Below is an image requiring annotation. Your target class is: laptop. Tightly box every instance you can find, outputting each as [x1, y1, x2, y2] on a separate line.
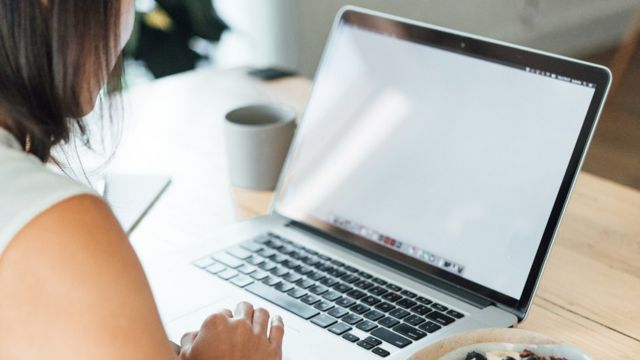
[162, 6, 611, 359]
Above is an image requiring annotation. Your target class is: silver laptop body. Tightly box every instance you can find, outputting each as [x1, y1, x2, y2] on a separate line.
[157, 6, 611, 359]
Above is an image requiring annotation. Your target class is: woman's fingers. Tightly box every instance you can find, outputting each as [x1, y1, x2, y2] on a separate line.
[269, 315, 285, 346]
[252, 307, 270, 336]
[216, 308, 233, 318]
[234, 301, 254, 322]
[180, 331, 198, 349]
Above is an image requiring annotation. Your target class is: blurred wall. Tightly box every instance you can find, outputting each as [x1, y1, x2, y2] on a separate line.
[213, 0, 298, 68]
[215, 0, 640, 77]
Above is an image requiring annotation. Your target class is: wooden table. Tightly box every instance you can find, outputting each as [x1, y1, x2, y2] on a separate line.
[115, 68, 640, 359]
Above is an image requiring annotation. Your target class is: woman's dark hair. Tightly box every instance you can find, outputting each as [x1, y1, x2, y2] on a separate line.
[0, 0, 124, 162]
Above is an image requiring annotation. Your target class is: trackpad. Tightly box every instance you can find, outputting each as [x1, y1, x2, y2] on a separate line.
[165, 297, 239, 343]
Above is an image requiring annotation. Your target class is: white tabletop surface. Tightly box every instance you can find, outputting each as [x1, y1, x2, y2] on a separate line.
[108, 67, 310, 251]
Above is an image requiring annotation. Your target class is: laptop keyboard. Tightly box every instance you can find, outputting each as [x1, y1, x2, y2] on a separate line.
[193, 232, 465, 357]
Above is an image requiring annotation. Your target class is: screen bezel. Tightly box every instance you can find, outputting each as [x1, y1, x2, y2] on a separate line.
[273, 7, 611, 316]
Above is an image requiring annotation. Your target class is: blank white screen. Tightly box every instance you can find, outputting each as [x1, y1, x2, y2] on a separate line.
[277, 25, 595, 299]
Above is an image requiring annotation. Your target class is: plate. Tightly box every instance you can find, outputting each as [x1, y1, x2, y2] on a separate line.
[409, 328, 592, 360]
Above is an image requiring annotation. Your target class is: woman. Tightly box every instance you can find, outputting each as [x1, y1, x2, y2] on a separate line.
[0, 1, 284, 359]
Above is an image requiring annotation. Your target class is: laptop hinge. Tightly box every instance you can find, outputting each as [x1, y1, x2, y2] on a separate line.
[286, 221, 494, 310]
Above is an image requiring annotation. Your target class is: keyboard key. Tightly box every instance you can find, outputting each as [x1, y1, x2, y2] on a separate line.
[275, 282, 294, 292]
[418, 321, 442, 333]
[375, 302, 396, 313]
[393, 323, 427, 340]
[396, 298, 417, 309]
[330, 259, 345, 267]
[251, 234, 271, 244]
[258, 261, 277, 271]
[389, 308, 410, 319]
[328, 322, 352, 335]
[404, 314, 425, 326]
[278, 245, 295, 255]
[309, 285, 329, 295]
[307, 271, 325, 281]
[347, 289, 366, 299]
[281, 259, 299, 269]
[314, 301, 334, 312]
[327, 269, 346, 278]
[287, 288, 306, 299]
[416, 296, 433, 305]
[319, 277, 339, 287]
[350, 304, 370, 315]
[283, 273, 302, 283]
[212, 252, 243, 268]
[363, 310, 384, 322]
[245, 282, 319, 319]
[317, 264, 333, 272]
[342, 333, 359, 342]
[371, 277, 387, 286]
[426, 311, 455, 326]
[400, 290, 417, 298]
[295, 266, 313, 275]
[193, 257, 215, 268]
[369, 286, 388, 296]
[217, 268, 239, 280]
[205, 263, 226, 274]
[357, 271, 373, 279]
[301, 295, 320, 305]
[343, 265, 358, 273]
[341, 275, 360, 284]
[364, 336, 382, 346]
[381, 292, 401, 302]
[431, 303, 448, 312]
[411, 304, 432, 316]
[354, 280, 374, 290]
[230, 275, 253, 287]
[303, 257, 321, 266]
[311, 314, 337, 328]
[336, 298, 356, 308]
[258, 248, 276, 258]
[272, 254, 288, 263]
[250, 270, 269, 280]
[378, 316, 400, 328]
[247, 255, 265, 266]
[322, 291, 342, 302]
[271, 266, 289, 277]
[297, 278, 315, 289]
[240, 241, 263, 252]
[447, 309, 465, 319]
[328, 307, 349, 318]
[333, 283, 353, 293]
[370, 328, 412, 348]
[238, 264, 256, 275]
[342, 314, 362, 325]
[262, 276, 281, 287]
[356, 320, 378, 332]
[385, 284, 402, 292]
[361, 295, 381, 306]
[226, 247, 252, 260]
[357, 340, 374, 350]
[372, 347, 390, 357]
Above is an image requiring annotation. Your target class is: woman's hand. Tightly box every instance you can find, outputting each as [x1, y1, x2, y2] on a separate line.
[178, 302, 285, 360]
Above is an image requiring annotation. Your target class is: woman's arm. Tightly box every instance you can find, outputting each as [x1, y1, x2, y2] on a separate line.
[0, 195, 176, 359]
[0, 194, 284, 360]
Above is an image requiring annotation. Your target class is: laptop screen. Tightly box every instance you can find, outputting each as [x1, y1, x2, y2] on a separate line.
[275, 10, 609, 310]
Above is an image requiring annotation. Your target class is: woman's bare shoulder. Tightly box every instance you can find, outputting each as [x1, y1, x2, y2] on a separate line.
[0, 195, 175, 360]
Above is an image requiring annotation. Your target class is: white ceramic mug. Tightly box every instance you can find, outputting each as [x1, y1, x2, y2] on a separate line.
[224, 103, 297, 191]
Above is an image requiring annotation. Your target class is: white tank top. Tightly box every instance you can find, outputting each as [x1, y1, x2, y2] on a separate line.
[0, 127, 94, 255]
